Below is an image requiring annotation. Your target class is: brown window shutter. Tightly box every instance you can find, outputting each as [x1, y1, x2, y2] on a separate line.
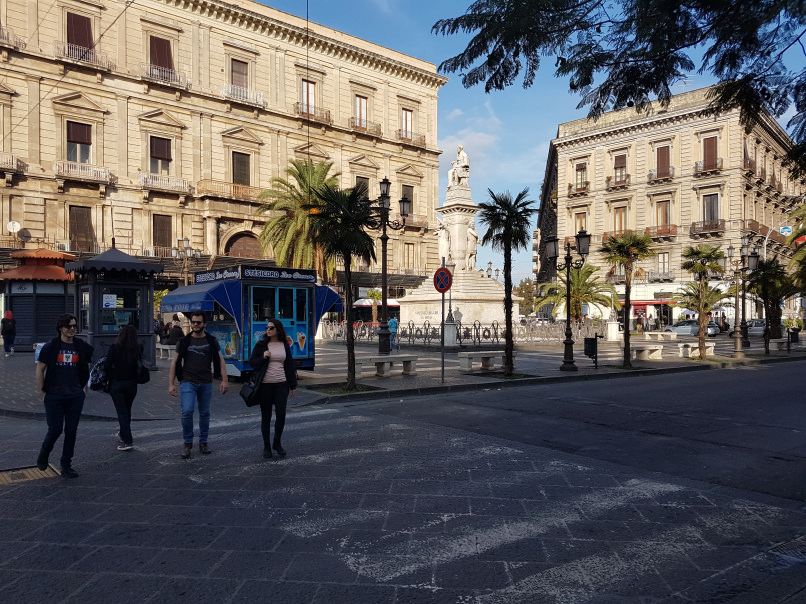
[231, 60, 248, 88]
[67, 13, 92, 49]
[149, 36, 173, 70]
[703, 137, 717, 169]
[66, 121, 92, 145]
[657, 146, 670, 176]
[153, 214, 172, 249]
[402, 184, 414, 205]
[232, 152, 250, 186]
[150, 137, 172, 161]
[69, 206, 95, 251]
[614, 154, 626, 168]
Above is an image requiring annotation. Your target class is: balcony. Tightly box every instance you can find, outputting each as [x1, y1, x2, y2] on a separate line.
[605, 174, 630, 191]
[743, 157, 756, 174]
[196, 179, 263, 202]
[744, 219, 762, 234]
[139, 172, 191, 194]
[567, 183, 589, 198]
[396, 213, 428, 229]
[645, 224, 678, 240]
[690, 219, 726, 236]
[602, 230, 634, 243]
[757, 167, 767, 183]
[221, 85, 264, 108]
[396, 129, 426, 148]
[647, 166, 674, 182]
[349, 117, 382, 137]
[54, 42, 110, 69]
[54, 160, 113, 184]
[607, 274, 626, 284]
[0, 151, 22, 172]
[648, 270, 675, 282]
[694, 158, 723, 175]
[293, 103, 331, 125]
[0, 25, 23, 48]
[139, 63, 190, 89]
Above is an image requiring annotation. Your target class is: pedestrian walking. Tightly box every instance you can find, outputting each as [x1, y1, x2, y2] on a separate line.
[166, 322, 184, 345]
[35, 313, 94, 477]
[168, 311, 228, 459]
[104, 325, 143, 451]
[636, 315, 644, 333]
[248, 320, 297, 458]
[388, 316, 400, 351]
[1, 310, 16, 357]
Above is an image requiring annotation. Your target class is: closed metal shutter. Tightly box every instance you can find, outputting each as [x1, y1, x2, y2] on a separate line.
[36, 297, 69, 342]
[9, 296, 34, 346]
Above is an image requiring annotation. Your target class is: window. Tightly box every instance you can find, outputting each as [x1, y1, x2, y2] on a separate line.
[149, 36, 173, 70]
[355, 176, 369, 197]
[658, 252, 669, 273]
[704, 193, 719, 221]
[354, 95, 367, 128]
[613, 154, 627, 183]
[301, 79, 315, 115]
[153, 214, 172, 250]
[703, 136, 718, 170]
[99, 287, 142, 333]
[656, 200, 670, 226]
[575, 163, 587, 189]
[66, 121, 91, 164]
[656, 146, 670, 178]
[574, 212, 586, 233]
[149, 136, 171, 175]
[232, 152, 250, 186]
[613, 206, 627, 232]
[404, 243, 414, 269]
[67, 13, 92, 49]
[231, 59, 248, 89]
[401, 108, 413, 138]
[69, 206, 95, 251]
[402, 184, 414, 206]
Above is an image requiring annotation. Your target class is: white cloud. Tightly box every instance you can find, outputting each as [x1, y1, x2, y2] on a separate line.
[446, 108, 464, 120]
[369, 0, 393, 13]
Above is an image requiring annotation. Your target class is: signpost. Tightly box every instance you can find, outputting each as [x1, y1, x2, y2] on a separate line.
[434, 265, 452, 382]
[780, 226, 793, 236]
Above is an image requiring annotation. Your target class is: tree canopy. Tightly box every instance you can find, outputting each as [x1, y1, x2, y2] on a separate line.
[536, 265, 620, 322]
[433, 0, 806, 176]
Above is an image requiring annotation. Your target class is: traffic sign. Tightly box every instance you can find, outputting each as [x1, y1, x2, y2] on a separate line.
[780, 226, 793, 236]
[433, 267, 452, 293]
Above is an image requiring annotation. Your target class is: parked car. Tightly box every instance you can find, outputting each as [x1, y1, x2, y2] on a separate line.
[746, 319, 786, 337]
[665, 320, 720, 336]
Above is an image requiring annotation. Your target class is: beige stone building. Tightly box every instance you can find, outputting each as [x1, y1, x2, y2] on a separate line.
[535, 87, 805, 323]
[0, 0, 447, 287]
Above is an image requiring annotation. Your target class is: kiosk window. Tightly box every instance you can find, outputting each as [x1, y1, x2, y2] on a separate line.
[252, 286, 275, 322]
[99, 288, 141, 332]
[278, 289, 294, 319]
[296, 289, 308, 323]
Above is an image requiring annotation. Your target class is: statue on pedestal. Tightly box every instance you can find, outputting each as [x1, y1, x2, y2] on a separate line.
[437, 223, 451, 265]
[465, 225, 478, 271]
[447, 145, 469, 187]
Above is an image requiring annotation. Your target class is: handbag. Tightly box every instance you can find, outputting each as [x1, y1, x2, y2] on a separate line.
[240, 358, 269, 407]
[136, 359, 151, 384]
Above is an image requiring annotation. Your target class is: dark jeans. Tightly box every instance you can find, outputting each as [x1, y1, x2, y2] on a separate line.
[110, 379, 138, 444]
[3, 335, 14, 353]
[41, 391, 85, 468]
[257, 382, 289, 447]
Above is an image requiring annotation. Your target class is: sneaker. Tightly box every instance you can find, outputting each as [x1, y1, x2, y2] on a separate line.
[9, 348, 13, 355]
[61, 466, 79, 478]
[3, 354, 7, 358]
[199, 443, 212, 455]
[117, 443, 133, 451]
[272, 442, 287, 457]
[181, 444, 192, 459]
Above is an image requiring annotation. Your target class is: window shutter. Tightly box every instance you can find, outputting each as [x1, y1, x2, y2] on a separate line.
[66, 121, 92, 145]
[657, 146, 670, 175]
[232, 152, 250, 186]
[402, 185, 414, 205]
[149, 36, 173, 70]
[67, 13, 92, 49]
[231, 60, 248, 88]
[150, 137, 172, 161]
[614, 154, 626, 169]
[69, 206, 95, 251]
[703, 137, 717, 169]
[153, 214, 172, 249]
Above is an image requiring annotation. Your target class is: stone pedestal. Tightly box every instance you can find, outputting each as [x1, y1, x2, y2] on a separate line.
[606, 321, 621, 342]
[443, 321, 457, 346]
[440, 184, 478, 272]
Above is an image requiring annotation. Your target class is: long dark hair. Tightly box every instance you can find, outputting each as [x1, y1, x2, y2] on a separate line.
[260, 320, 288, 345]
[115, 325, 141, 365]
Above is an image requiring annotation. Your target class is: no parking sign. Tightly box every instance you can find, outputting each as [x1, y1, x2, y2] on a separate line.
[433, 267, 452, 293]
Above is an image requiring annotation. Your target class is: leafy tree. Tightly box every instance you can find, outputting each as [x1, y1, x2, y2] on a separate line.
[256, 159, 340, 283]
[671, 282, 733, 353]
[513, 278, 536, 315]
[478, 188, 538, 376]
[536, 265, 621, 322]
[681, 245, 725, 359]
[786, 201, 806, 264]
[746, 258, 800, 352]
[599, 232, 656, 367]
[153, 289, 169, 317]
[366, 288, 382, 324]
[432, 1, 806, 177]
[306, 185, 377, 390]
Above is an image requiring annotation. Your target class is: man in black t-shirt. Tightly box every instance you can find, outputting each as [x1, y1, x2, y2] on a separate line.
[168, 311, 228, 459]
[35, 314, 94, 478]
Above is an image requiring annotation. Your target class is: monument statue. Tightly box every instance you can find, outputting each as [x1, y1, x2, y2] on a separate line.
[437, 223, 451, 264]
[447, 144, 469, 187]
[465, 224, 478, 271]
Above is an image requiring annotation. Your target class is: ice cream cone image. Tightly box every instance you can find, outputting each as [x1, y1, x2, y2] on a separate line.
[297, 332, 306, 351]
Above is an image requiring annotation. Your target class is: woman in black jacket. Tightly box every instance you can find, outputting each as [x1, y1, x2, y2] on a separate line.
[104, 325, 142, 451]
[248, 320, 297, 458]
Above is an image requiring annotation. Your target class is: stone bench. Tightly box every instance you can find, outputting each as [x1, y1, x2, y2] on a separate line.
[457, 350, 516, 371]
[645, 331, 677, 341]
[156, 343, 175, 360]
[678, 342, 716, 358]
[621, 344, 663, 360]
[355, 354, 418, 377]
[770, 338, 802, 351]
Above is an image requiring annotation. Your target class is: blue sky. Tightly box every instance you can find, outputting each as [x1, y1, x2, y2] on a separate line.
[261, 0, 797, 285]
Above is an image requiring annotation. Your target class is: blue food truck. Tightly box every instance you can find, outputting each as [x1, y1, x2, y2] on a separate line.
[160, 265, 341, 377]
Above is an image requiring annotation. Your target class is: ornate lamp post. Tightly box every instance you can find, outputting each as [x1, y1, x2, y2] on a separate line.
[726, 236, 760, 357]
[172, 237, 200, 285]
[544, 230, 591, 371]
[369, 177, 411, 355]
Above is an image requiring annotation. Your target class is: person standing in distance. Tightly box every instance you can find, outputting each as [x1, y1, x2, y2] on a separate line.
[387, 316, 399, 351]
[168, 311, 228, 459]
[2, 310, 16, 357]
[35, 314, 94, 477]
[248, 320, 296, 458]
[104, 325, 143, 451]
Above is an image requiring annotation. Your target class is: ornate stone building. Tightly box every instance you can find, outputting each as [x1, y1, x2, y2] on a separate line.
[534, 87, 805, 323]
[0, 0, 446, 286]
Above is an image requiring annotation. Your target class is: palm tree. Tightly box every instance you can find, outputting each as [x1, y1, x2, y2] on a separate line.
[477, 188, 538, 376]
[599, 232, 655, 367]
[680, 245, 725, 359]
[256, 159, 340, 283]
[746, 258, 799, 353]
[306, 184, 377, 390]
[535, 265, 621, 322]
[672, 282, 732, 353]
[366, 288, 382, 325]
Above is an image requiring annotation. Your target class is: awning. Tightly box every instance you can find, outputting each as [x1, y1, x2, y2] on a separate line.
[353, 298, 400, 306]
[315, 285, 342, 324]
[160, 280, 243, 334]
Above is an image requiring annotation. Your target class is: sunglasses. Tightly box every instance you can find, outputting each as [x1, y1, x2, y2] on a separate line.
[266, 326, 277, 331]
[63, 324, 77, 329]
[190, 320, 204, 325]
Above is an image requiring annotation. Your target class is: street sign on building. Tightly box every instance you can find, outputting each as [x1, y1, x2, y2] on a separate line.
[780, 226, 793, 236]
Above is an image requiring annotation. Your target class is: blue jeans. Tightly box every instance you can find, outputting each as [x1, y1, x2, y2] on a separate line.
[180, 382, 212, 444]
[3, 335, 14, 353]
[42, 391, 85, 468]
[390, 332, 399, 349]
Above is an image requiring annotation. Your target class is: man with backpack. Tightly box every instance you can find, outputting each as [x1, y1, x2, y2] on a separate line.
[168, 311, 228, 459]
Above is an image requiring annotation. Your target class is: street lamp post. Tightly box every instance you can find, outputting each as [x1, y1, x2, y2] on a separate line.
[544, 230, 591, 371]
[726, 236, 760, 357]
[172, 237, 200, 285]
[369, 177, 411, 355]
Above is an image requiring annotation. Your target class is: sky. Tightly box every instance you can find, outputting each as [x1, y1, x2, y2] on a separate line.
[258, 0, 797, 285]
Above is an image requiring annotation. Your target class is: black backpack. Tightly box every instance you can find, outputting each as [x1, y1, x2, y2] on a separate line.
[88, 357, 110, 392]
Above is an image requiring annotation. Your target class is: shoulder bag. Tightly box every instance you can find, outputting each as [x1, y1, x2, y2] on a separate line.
[240, 358, 268, 407]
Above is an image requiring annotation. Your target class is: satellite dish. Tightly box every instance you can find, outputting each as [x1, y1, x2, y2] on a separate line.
[7, 221, 20, 234]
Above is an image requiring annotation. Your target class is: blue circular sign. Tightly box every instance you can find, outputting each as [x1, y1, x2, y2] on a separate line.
[434, 267, 452, 293]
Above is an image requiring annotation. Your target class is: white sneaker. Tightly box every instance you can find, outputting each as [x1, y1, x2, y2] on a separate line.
[117, 443, 133, 451]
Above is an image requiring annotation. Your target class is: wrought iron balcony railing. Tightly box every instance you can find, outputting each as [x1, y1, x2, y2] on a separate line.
[0, 25, 23, 48]
[645, 224, 678, 238]
[694, 158, 723, 174]
[54, 160, 113, 183]
[647, 166, 674, 181]
[396, 129, 426, 148]
[293, 103, 332, 124]
[0, 151, 21, 172]
[648, 270, 675, 282]
[221, 85, 264, 107]
[139, 63, 189, 89]
[690, 219, 726, 235]
[349, 117, 382, 136]
[138, 172, 191, 194]
[54, 42, 109, 69]
[196, 179, 263, 202]
[605, 174, 630, 189]
[601, 229, 634, 243]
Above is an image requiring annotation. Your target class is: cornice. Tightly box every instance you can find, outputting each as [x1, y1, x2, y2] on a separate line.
[157, 0, 449, 90]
